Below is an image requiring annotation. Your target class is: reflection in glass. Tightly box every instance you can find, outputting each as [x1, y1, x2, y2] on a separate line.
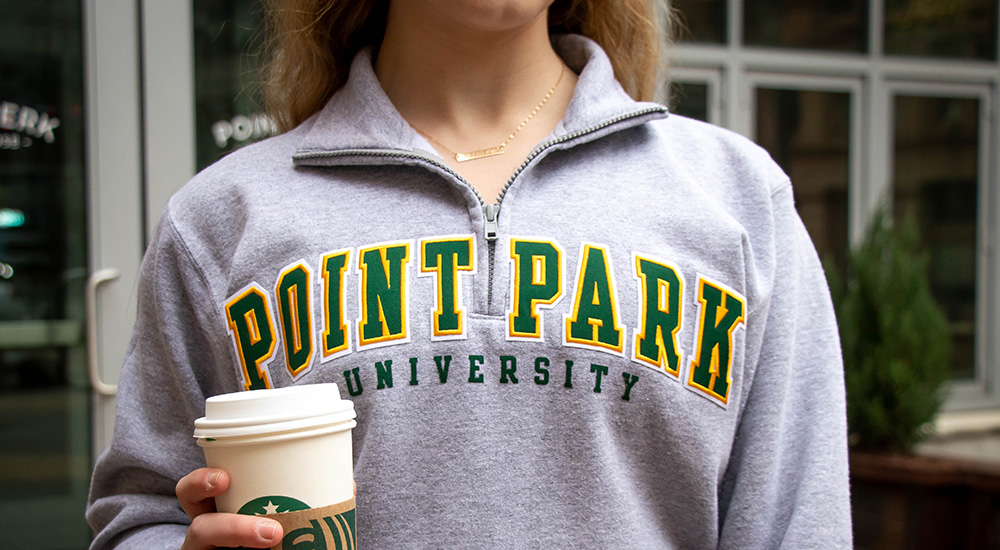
[885, 0, 997, 60]
[755, 89, 851, 280]
[0, 1, 91, 547]
[194, 0, 272, 171]
[669, 81, 710, 122]
[745, 0, 869, 52]
[893, 95, 979, 380]
[670, 0, 728, 44]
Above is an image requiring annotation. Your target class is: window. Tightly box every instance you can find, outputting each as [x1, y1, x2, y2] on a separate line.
[670, 81, 710, 121]
[884, 0, 998, 60]
[892, 92, 985, 382]
[744, 0, 869, 52]
[669, 0, 1000, 408]
[668, 68, 722, 124]
[670, 0, 728, 44]
[755, 87, 852, 279]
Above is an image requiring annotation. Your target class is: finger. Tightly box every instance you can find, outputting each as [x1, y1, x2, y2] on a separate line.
[176, 468, 229, 520]
[182, 513, 282, 550]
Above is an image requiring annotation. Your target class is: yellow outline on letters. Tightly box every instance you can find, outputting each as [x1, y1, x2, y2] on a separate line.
[688, 276, 745, 405]
[224, 285, 276, 390]
[563, 243, 624, 355]
[507, 238, 564, 341]
[320, 249, 352, 360]
[419, 235, 475, 340]
[275, 261, 314, 378]
[631, 253, 684, 377]
[357, 241, 411, 348]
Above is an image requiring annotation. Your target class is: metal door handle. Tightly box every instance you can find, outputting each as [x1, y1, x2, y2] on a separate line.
[87, 268, 121, 396]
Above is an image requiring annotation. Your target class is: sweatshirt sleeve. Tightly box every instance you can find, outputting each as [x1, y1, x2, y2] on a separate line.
[86, 207, 237, 549]
[717, 183, 852, 548]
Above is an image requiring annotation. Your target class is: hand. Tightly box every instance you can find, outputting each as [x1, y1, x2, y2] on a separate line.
[176, 468, 283, 549]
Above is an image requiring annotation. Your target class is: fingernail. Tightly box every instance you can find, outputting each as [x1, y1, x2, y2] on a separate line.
[207, 470, 220, 489]
[258, 520, 277, 541]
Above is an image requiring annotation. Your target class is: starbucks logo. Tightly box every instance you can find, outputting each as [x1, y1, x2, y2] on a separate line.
[238, 495, 311, 516]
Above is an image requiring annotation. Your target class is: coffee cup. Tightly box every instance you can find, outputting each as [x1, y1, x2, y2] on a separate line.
[194, 383, 357, 548]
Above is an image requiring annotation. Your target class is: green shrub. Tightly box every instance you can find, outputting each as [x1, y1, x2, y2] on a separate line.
[827, 211, 950, 452]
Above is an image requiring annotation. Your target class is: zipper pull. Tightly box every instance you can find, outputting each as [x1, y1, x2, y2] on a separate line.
[483, 203, 499, 241]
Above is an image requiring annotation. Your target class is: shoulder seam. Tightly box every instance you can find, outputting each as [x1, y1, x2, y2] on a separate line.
[160, 206, 221, 319]
[769, 178, 792, 198]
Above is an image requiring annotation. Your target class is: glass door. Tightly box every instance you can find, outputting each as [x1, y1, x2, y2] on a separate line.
[192, 0, 270, 171]
[0, 2, 92, 546]
[0, 1, 145, 547]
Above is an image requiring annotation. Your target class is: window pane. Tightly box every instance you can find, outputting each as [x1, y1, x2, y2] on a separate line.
[893, 95, 979, 380]
[745, 0, 869, 52]
[885, 0, 998, 60]
[755, 88, 851, 279]
[670, 0, 728, 44]
[669, 81, 710, 122]
[193, 0, 274, 171]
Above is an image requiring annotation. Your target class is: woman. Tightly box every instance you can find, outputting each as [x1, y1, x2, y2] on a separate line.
[87, 0, 852, 548]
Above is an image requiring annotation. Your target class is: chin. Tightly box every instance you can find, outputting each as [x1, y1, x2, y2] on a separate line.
[421, 0, 557, 33]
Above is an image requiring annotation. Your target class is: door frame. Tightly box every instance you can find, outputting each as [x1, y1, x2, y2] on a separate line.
[86, 0, 198, 460]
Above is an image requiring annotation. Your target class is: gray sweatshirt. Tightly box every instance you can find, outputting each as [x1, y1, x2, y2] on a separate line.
[87, 35, 852, 549]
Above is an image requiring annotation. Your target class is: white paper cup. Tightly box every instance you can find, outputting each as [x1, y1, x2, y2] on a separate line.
[193, 383, 356, 515]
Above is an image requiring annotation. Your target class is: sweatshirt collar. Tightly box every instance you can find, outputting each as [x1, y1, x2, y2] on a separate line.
[294, 34, 666, 159]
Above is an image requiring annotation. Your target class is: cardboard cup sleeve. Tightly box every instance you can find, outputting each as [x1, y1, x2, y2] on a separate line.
[262, 497, 356, 550]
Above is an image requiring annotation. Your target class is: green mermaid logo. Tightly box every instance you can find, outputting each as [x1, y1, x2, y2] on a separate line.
[237, 495, 311, 516]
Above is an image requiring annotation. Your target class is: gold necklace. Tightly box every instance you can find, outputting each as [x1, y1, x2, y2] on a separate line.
[414, 65, 566, 162]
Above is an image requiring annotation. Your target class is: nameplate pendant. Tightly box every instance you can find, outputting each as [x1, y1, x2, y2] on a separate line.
[455, 145, 505, 162]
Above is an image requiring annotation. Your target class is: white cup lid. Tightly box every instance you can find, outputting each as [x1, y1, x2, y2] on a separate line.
[194, 383, 356, 439]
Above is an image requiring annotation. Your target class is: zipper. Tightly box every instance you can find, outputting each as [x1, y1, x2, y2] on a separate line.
[495, 105, 667, 204]
[292, 105, 667, 313]
[293, 148, 502, 311]
[483, 106, 666, 310]
[293, 149, 487, 205]
[483, 203, 499, 310]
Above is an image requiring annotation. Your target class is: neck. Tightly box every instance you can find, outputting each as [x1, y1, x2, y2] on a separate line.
[374, 3, 566, 139]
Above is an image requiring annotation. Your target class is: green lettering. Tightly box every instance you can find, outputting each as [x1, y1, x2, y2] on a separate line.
[343, 367, 362, 396]
[359, 243, 410, 346]
[622, 372, 639, 401]
[590, 363, 609, 393]
[500, 356, 518, 383]
[375, 359, 393, 389]
[421, 238, 473, 338]
[534, 356, 550, 385]
[434, 355, 452, 383]
[689, 279, 745, 404]
[566, 245, 623, 352]
[276, 264, 313, 377]
[469, 355, 485, 383]
[634, 256, 683, 375]
[508, 240, 562, 338]
[321, 251, 350, 358]
[225, 286, 276, 390]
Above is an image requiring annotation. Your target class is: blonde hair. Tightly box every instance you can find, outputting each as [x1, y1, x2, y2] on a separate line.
[262, 0, 671, 132]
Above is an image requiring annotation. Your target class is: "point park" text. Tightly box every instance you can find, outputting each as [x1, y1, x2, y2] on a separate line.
[222, 235, 746, 407]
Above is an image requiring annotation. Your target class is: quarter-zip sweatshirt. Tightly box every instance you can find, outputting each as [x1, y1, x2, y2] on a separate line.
[86, 35, 852, 549]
